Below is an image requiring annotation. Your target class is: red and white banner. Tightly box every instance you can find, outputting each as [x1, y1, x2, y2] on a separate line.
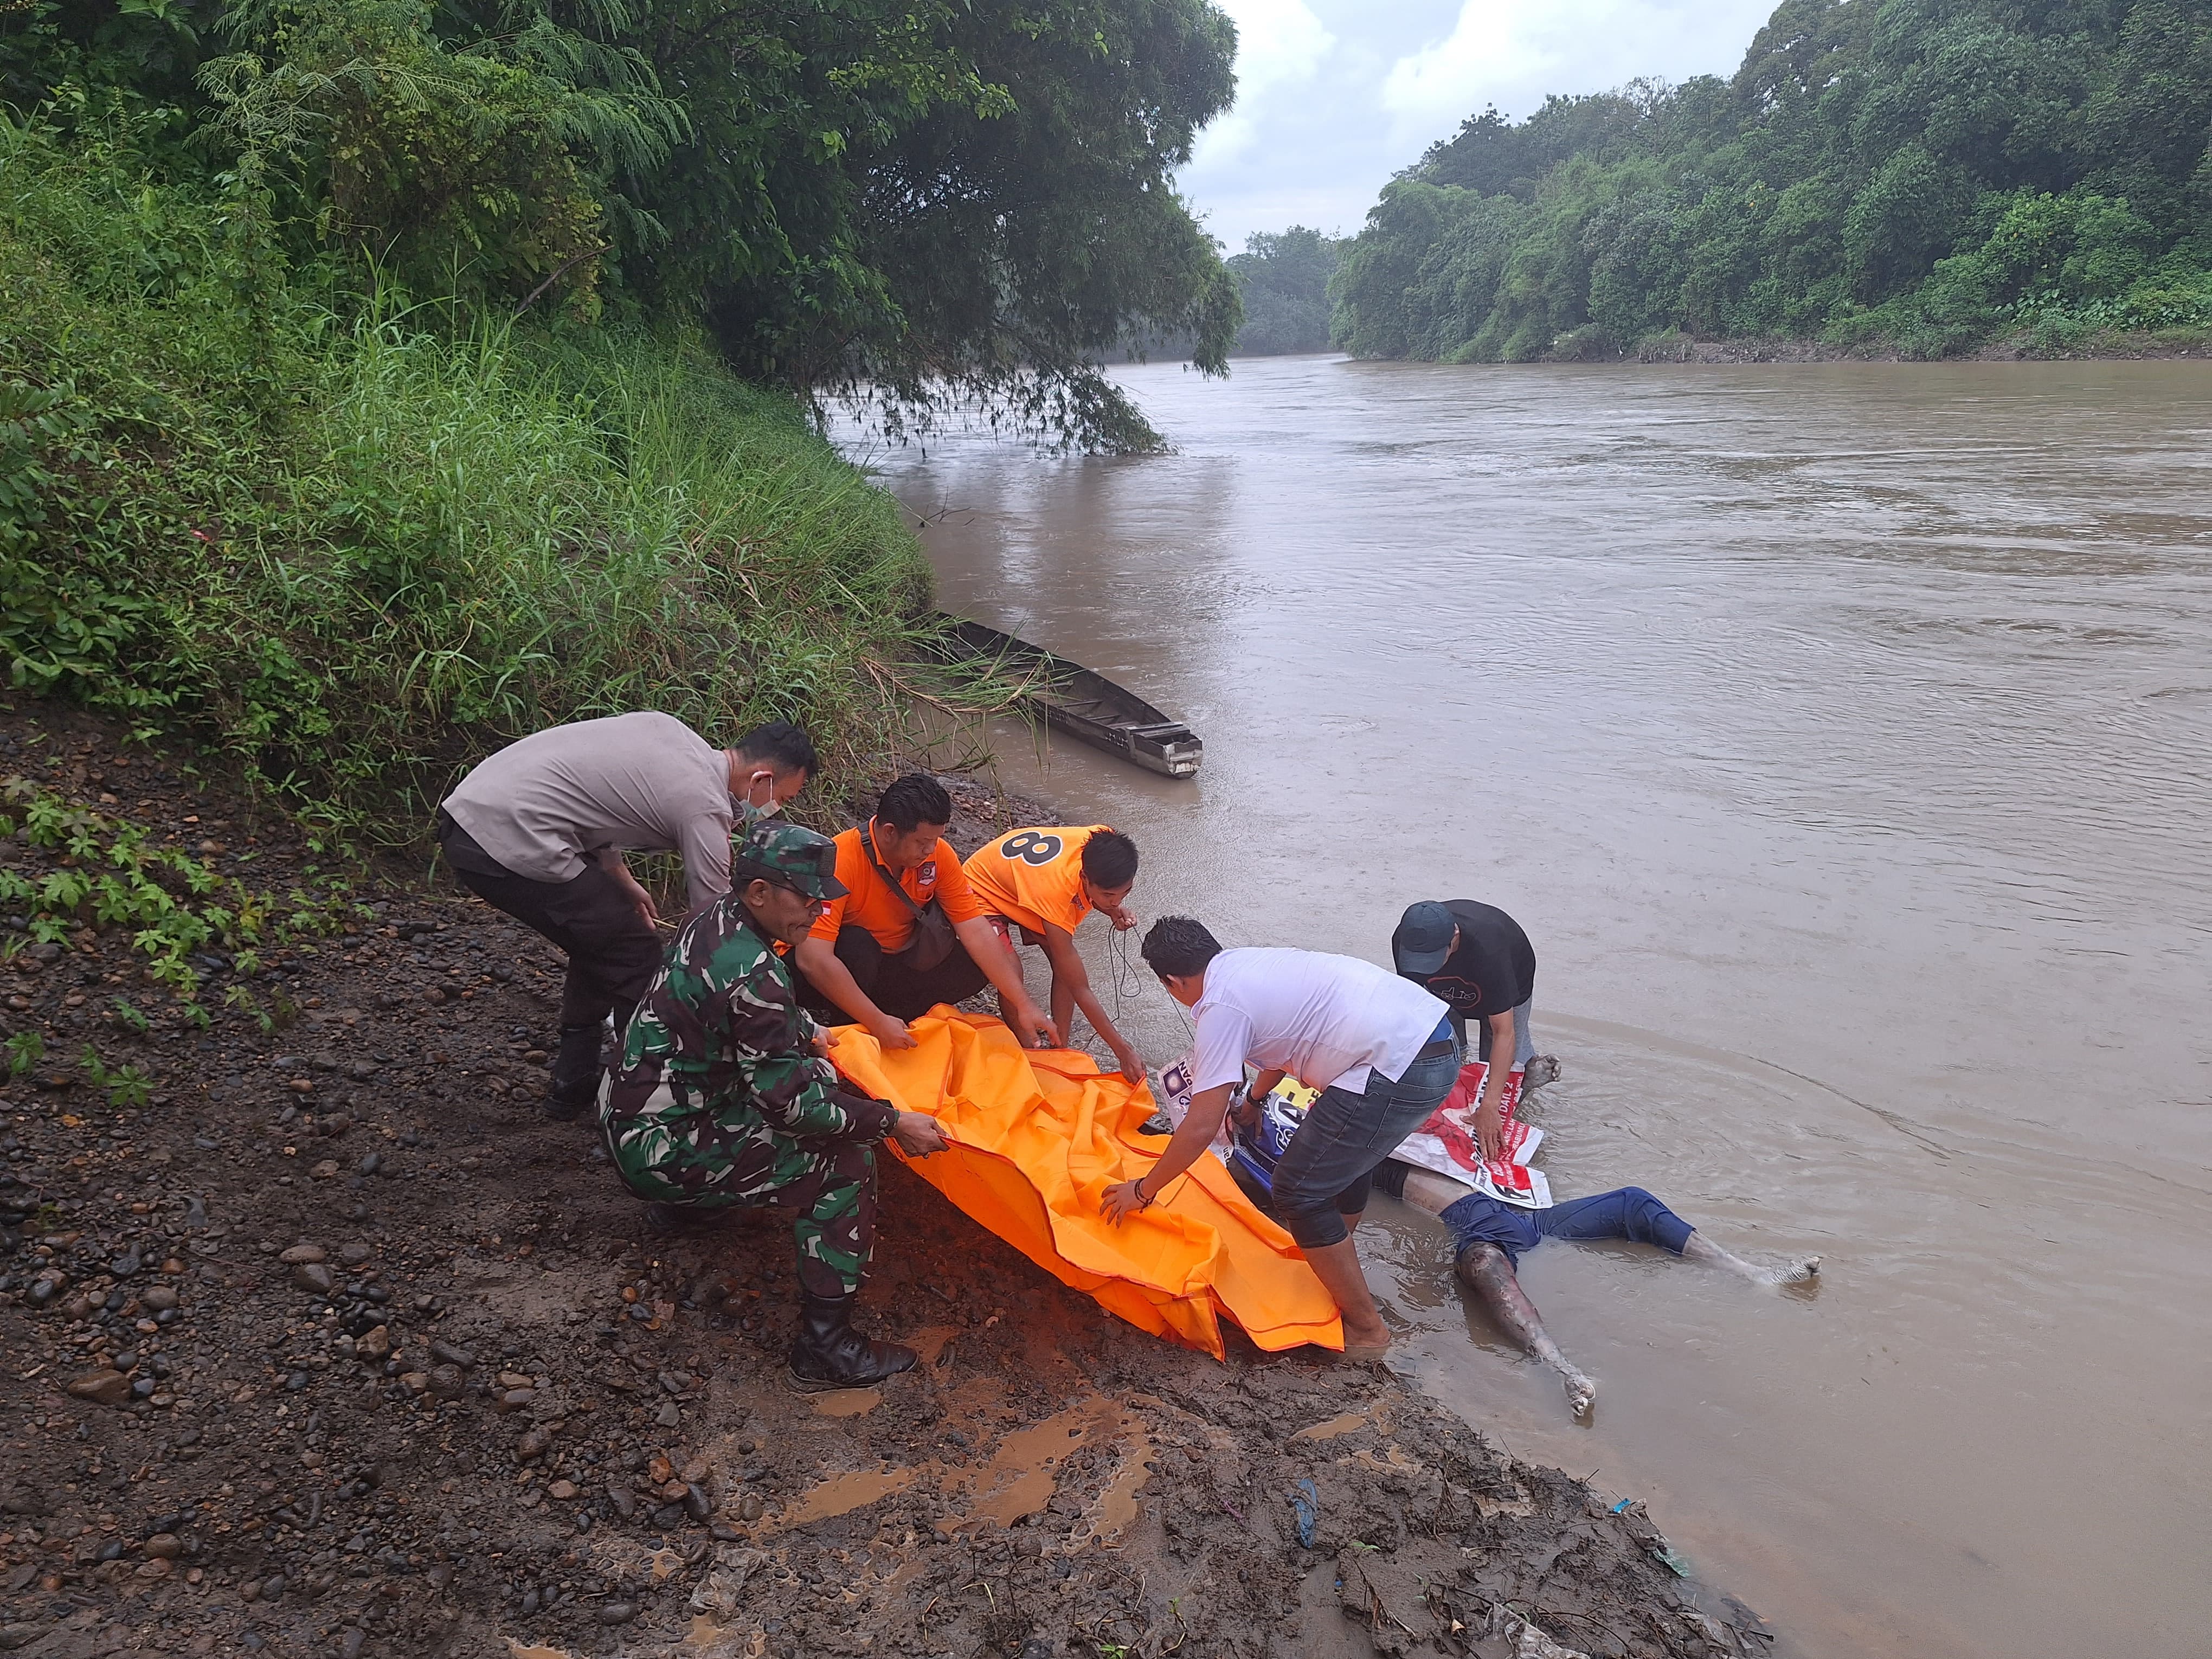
[1388, 1059, 1552, 1208]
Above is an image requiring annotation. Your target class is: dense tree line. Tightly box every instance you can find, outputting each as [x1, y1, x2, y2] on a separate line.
[1, 0, 1243, 445]
[1226, 226, 1347, 353]
[1329, 0, 2212, 361]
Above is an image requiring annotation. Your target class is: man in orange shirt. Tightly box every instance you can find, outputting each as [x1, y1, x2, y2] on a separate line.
[793, 775, 1057, 1051]
[963, 826, 1144, 1081]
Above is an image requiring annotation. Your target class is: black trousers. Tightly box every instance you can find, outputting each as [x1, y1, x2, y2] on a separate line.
[437, 814, 662, 1030]
[797, 924, 990, 1025]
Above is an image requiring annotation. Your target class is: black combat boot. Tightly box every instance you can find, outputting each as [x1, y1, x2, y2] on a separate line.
[787, 1292, 917, 1390]
[641, 1201, 703, 1236]
[545, 1022, 605, 1122]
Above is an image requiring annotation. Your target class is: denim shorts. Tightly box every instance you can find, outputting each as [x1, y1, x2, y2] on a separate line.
[1270, 1026, 1462, 1250]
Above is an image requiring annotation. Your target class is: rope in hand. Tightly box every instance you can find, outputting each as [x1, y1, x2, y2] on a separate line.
[1104, 921, 1143, 1022]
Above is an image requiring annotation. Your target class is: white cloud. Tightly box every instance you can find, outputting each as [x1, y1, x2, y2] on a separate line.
[1191, 0, 1338, 170]
[1381, 0, 1772, 142]
[1174, 0, 1777, 250]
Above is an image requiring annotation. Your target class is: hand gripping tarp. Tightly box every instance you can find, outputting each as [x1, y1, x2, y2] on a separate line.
[827, 1013, 1342, 1359]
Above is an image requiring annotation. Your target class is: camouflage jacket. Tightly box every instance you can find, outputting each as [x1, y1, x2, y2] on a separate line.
[608, 898, 897, 1143]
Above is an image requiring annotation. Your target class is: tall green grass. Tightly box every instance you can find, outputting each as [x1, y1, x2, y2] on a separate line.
[0, 114, 937, 842]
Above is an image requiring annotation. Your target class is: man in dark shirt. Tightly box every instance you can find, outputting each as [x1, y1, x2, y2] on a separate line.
[1391, 900, 1553, 1161]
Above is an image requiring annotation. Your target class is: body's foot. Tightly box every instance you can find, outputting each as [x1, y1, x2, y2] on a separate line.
[1757, 1253, 1821, 1287]
[1521, 1053, 1562, 1094]
[1561, 1366, 1597, 1416]
[788, 1293, 919, 1390]
[1137, 1109, 1174, 1136]
[1683, 1233, 1823, 1287]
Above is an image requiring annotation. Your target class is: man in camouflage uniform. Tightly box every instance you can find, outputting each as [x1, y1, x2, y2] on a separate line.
[603, 821, 949, 1390]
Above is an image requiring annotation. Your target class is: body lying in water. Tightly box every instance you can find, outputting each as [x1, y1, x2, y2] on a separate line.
[1370, 1157, 1821, 1417]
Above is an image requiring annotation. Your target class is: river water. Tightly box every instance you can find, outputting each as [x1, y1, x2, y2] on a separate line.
[861, 357, 2212, 1659]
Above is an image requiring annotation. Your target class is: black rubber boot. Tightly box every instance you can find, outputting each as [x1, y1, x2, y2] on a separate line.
[787, 1292, 917, 1391]
[545, 1022, 605, 1122]
[641, 1201, 703, 1236]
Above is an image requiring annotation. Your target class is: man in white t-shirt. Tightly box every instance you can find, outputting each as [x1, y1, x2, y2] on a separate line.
[1098, 916, 1459, 1362]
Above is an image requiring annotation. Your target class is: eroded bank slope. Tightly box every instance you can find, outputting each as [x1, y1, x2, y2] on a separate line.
[0, 703, 1766, 1659]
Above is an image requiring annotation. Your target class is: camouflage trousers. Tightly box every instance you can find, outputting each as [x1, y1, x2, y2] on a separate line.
[603, 1088, 878, 1298]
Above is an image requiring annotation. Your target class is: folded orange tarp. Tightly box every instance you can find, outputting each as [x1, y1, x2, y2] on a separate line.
[827, 1012, 1341, 1359]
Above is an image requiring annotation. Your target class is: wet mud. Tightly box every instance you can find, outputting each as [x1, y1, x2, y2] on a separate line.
[0, 703, 1764, 1659]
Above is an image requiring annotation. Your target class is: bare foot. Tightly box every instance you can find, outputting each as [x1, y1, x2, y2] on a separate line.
[1758, 1253, 1822, 1287]
[1684, 1233, 1822, 1288]
[1522, 1053, 1562, 1092]
[1562, 1367, 1597, 1416]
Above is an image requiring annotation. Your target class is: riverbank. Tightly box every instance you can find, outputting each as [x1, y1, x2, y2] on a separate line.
[0, 699, 1764, 1659]
[1622, 329, 2212, 364]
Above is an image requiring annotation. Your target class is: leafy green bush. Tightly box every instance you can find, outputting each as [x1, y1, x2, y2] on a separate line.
[0, 113, 934, 841]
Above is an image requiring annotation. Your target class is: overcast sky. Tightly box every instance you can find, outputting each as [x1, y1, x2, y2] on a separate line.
[1179, 0, 1780, 251]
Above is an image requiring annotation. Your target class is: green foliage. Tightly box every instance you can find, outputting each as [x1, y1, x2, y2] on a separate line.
[4, 1030, 43, 1079]
[1226, 228, 1347, 355]
[1, 0, 1243, 449]
[0, 776, 358, 1001]
[1328, 0, 2212, 360]
[0, 118, 953, 835]
[197, 0, 680, 316]
[79, 1043, 154, 1108]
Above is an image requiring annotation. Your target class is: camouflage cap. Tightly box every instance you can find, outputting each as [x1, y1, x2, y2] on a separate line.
[730, 820, 848, 901]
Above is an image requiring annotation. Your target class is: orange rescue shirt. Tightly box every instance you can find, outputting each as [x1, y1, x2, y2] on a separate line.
[962, 826, 1112, 936]
[811, 826, 986, 951]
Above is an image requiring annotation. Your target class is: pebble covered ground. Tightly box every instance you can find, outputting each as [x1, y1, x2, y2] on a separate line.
[0, 702, 1770, 1659]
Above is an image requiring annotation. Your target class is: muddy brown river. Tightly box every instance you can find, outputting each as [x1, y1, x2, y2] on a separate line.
[861, 357, 2212, 1659]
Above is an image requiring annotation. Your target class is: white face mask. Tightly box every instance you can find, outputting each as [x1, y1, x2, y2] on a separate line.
[738, 770, 782, 825]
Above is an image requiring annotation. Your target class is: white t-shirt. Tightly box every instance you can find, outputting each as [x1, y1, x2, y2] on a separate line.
[1189, 948, 1449, 1097]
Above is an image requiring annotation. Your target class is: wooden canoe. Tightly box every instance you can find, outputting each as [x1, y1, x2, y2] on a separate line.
[928, 616, 1203, 779]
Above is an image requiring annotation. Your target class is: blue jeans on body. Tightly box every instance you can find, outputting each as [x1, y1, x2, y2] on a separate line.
[1437, 1185, 1694, 1269]
[1270, 1021, 1463, 1250]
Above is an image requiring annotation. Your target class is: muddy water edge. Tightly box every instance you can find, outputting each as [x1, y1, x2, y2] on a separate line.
[873, 357, 2212, 1659]
[0, 701, 1734, 1659]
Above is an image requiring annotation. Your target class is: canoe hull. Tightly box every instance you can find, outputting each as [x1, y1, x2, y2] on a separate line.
[931, 617, 1204, 779]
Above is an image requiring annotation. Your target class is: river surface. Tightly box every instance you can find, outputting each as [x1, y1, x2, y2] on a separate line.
[859, 357, 2212, 1659]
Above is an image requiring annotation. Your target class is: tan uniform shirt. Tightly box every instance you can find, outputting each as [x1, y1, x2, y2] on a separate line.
[441, 712, 732, 909]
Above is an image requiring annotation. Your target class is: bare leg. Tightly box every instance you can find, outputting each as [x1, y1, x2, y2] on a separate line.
[1397, 1168, 1478, 1217]
[1302, 1236, 1392, 1355]
[1050, 972, 1076, 1049]
[1455, 1243, 1597, 1416]
[1681, 1231, 1821, 1286]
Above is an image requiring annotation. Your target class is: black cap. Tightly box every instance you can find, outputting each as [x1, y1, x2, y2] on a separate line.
[1391, 901, 1456, 976]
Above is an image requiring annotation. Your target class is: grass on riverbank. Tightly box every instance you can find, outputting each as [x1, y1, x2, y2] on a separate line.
[0, 114, 939, 846]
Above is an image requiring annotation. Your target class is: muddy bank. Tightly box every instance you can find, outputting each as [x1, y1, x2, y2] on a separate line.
[0, 703, 1766, 1659]
[1623, 329, 2212, 363]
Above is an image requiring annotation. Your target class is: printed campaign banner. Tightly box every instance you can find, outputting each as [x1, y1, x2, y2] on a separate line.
[1153, 1051, 1235, 1153]
[1388, 1059, 1553, 1208]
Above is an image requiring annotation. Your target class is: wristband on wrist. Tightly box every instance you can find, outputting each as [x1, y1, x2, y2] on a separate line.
[1133, 1177, 1155, 1209]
